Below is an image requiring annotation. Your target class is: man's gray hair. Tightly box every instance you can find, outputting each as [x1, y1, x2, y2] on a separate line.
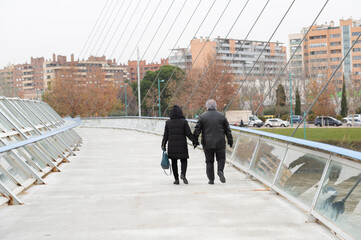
[206, 99, 217, 110]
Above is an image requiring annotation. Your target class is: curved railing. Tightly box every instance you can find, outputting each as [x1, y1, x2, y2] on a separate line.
[0, 97, 82, 205]
[81, 117, 361, 240]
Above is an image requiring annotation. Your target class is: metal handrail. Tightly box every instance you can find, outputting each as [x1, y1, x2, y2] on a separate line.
[0, 118, 81, 154]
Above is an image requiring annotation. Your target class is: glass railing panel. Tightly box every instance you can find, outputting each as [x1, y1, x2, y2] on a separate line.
[232, 133, 258, 170]
[0, 170, 18, 190]
[1, 154, 29, 184]
[250, 138, 287, 185]
[226, 131, 239, 157]
[275, 146, 329, 207]
[314, 158, 361, 239]
[0, 113, 15, 131]
[11, 149, 43, 173]
[0, 102, 31, 128]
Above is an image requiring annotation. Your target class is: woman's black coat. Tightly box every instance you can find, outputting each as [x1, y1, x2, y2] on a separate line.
[162, 105, 194, 160]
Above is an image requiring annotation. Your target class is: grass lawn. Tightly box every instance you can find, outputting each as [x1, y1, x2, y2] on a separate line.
[259, 127, 361, 142]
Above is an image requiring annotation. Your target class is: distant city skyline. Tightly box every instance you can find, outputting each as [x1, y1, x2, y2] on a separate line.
[1, 0, 361, 68]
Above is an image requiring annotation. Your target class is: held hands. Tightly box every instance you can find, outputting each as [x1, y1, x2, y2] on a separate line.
[228, 140, 233, 148]
[193, 141, 199, 149]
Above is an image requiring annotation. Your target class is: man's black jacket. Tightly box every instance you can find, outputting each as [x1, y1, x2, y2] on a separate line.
[194, 109, 233, 150]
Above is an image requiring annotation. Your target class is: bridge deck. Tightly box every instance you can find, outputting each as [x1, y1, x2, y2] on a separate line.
[0, 128, 339, 240]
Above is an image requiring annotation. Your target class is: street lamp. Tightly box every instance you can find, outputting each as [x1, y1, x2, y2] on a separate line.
[289, 72, 295, 127]
[120, 84, 127, 116]
[158, 78, 165, 117]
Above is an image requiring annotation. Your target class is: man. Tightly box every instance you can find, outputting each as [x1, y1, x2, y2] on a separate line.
[193, 99, 233, 184]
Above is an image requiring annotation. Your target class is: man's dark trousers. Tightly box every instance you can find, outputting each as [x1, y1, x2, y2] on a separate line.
[204, 148, 226, 181]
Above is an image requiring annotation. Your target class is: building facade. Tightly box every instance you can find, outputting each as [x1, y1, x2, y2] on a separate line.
[0, 66, 14, 97]
[0, 54, 129, 99]
[169, 37, 287, 81]
[289, 18, 361, 89]
[127, 58, 168, 82]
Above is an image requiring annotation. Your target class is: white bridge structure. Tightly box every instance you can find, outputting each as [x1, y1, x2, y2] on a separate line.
[0, 97, 360, 240]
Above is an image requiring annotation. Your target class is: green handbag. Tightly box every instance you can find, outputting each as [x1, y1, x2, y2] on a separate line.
[161, 149, 172, 176]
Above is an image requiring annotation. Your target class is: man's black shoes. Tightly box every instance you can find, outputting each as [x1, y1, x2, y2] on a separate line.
[217, 171, 226, 183]
[208, 180, 214, 185]
[174, 179, 179, 185]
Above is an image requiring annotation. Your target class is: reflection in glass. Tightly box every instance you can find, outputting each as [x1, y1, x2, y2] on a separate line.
[226, 132, 239, 156]
[251, 140, 286, 184]
[275, 149, 327, 206]
[232, 134, 258, 169]
[315, 161, 361, 238]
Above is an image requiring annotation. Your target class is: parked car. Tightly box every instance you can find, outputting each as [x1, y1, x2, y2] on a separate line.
[314, 116, 342, 127]
[347, 119, 361, 127]
[264, 118, 290, 127]
[291, 115, 303, 123]
[343, 114, 361, 123]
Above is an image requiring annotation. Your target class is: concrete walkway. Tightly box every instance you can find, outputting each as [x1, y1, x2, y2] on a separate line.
[0, 128, 339, 240]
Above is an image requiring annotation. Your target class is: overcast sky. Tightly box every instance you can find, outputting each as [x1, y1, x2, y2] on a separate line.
[1, 0, 361, 68]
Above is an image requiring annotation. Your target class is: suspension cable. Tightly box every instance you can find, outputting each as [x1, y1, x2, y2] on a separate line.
[137, 0, 189, 107]
[254, 0, 330, 116]
[161, 0, 231, 117]
[95, 0, 127, 56]
[124, 0, 178, 108]
[82, 0, 115, 59]
[145, 0, 212, 117]
[182, 0, 249, 112]
[109, 0, 143, 59]
[78, 0, 110, 59]
[223, 0, 296, 113]
[115, 0, 153, 62]
[125, 0, 163, 64]
[291, 32, 360, 136]
[102, 0, 133, 56]
[200, 0, 270, 116]
[90, 0, 120, 56]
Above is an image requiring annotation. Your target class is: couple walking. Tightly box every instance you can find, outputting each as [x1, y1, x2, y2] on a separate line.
[161, 99, 233, 185]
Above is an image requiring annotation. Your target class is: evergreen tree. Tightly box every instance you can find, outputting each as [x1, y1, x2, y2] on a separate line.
[340, 75, 348, 117]
[276, 84, 286, 106]
[295, 88, 301, 115]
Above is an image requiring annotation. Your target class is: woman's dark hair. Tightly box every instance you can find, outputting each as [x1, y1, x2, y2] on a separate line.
[169, 105, 185, 119]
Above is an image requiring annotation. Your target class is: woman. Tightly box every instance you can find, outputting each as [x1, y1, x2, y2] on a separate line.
[162, 105, 195, 185]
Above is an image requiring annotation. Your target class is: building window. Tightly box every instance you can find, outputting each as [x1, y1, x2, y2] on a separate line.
[310, 35, 326, 40]
[330, 42, 341, 46]
[331, 49, 341, 54]
[352, 32, 361, 36]
[330, 57, 341, 61]
[353, 48, 361, 52]
[353, 55, 361, 60]
[330, 34, 340, 38]
[353, 64, 361, 68]
[310, 50, 327, 55]
[309, 42, 327, 48]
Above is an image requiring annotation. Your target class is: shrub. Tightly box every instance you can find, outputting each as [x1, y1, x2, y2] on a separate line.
[307, 113, 316, 122]
[263, 106, 276, 115]
[335, 114, 343, 121]
[281, 114, 290, 121]
[259, 116, 266, 122]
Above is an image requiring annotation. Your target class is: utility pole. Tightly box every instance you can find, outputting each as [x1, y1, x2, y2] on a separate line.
[137, 47, 141, 117]
[157, 78, 164, 117]
[289, 72, 294, 127]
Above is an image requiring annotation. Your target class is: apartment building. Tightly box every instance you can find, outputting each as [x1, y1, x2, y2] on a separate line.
[0, 66, 14, 97]
[168, 48, 192, 70]
[127, 58, 168, 82]
[12, 57, 45, 99]
[45, 54, 128, 89]
[289, 18, 361, 88]
[0, 54, 129, 99]
[169, 37, 287, 81]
